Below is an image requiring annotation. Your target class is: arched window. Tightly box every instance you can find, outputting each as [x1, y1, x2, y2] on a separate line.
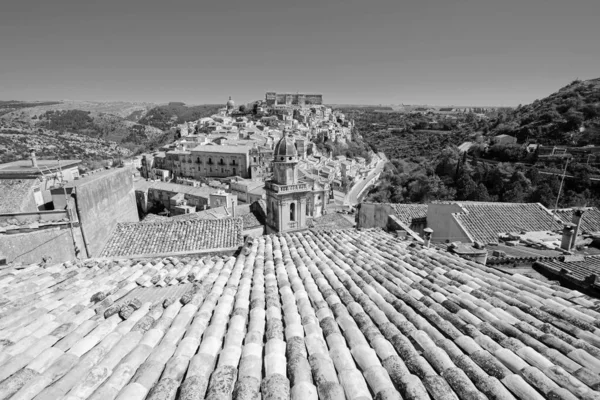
[290, 203, 296, 222]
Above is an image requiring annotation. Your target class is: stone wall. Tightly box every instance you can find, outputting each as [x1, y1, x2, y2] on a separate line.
[75, 168, 139, 257]
[357, 203, 394, 229]
[0, 225, 84, 264]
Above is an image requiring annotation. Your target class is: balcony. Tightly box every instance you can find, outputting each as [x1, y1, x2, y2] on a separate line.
[265, 181, 309, 193]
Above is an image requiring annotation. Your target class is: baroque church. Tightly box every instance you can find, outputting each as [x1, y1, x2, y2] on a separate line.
[265, 134, 330, 233]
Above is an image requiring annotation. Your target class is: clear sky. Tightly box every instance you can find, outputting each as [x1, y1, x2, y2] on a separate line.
[1, 0, 599, 106]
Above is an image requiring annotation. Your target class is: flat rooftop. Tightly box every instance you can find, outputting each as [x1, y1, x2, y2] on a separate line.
[0, 159, 81, 177]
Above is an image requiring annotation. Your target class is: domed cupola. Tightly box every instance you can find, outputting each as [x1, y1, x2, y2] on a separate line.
[226, 96, 235, 109]
[274, 134, 298, 162]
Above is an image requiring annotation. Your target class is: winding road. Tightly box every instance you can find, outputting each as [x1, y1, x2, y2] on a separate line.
[344, 158, 386, 205]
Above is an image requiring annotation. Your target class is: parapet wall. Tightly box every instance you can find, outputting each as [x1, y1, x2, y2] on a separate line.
[0, 225, 84, 264]
[75, 168, 139, 256]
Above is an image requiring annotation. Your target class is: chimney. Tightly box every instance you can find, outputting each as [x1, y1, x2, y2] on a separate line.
[30, 149, 38, 168]
[571, 208, 586, 249]
[232, 197, 236, 218]
[561, 223, 575, 252]
[423, 228, 433, 248]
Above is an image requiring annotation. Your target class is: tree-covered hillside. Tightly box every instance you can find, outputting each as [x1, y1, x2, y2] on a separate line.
[139, 103, 222, 131]
[491, 78, 600, 145]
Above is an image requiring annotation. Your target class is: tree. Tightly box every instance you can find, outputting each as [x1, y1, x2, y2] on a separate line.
[455, 169, 477, 200]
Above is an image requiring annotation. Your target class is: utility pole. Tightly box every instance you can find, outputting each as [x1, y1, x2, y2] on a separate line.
[549, 158, 570, 231]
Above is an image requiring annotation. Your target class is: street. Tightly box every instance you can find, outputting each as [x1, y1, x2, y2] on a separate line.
[343, 158, 386, 205]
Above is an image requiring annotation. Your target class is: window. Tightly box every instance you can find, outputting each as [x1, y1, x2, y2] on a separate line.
[290, 203, 296, 222]
[253, 157, 257, 163]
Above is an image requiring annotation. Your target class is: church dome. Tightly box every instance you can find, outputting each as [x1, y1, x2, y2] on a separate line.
[274, 134, 298, 160]
[226, 96, 235, 108]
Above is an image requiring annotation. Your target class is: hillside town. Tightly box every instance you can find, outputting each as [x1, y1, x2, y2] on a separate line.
[1, 91, 600, 400]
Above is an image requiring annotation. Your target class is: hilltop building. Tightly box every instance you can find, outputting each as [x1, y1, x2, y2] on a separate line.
[265, 92, 323, 106]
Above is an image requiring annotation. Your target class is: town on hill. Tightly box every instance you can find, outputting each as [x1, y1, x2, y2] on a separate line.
[1, 83, 600, 400]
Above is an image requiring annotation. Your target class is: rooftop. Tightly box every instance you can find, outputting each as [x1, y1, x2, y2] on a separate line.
[0, 179, 39, 213]
[307, 212, 355, 231]
[536, 255, 600, 294]
[100, 218, 244, 257]
[134, 180, 220, 198]
[63, 167, 135, 188]
[554, 208, 600, 234]
[0, 229, 599, 399]
[389, 204, 429, 225]
[0, 159, 81, 177]
[453, 202, 558, 244]
[171, 204, 263, 230]
[190, 144, 254, 154]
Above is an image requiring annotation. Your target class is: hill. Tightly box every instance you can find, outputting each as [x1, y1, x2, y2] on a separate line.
[139, 103, 222, 131]
[491, 78, 600, 145]
[0, 100, 221, 166]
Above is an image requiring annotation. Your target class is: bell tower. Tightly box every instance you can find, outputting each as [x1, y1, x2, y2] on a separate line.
[265, 134, 310, 233]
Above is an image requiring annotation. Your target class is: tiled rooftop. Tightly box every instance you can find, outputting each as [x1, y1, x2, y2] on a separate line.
[308, 213, 355, 231]
[389, 204, 428, 225]
[455, 203, 559, 244]
[0, 179, 38, 213]
[100, 218, 244, 257]
[486, 244, 564, 265]
[0, 229, 599, 399]
[140, 214, 171, 223]
[555, 208, 600, 234]
[536, 255, 600, 293]
[170, 204, 264, 230]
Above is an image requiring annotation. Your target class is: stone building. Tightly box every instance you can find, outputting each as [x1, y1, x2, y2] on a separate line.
[265, 135, 312, 233]
[265, 92, 323, 106]
[161, 145, 254, 180]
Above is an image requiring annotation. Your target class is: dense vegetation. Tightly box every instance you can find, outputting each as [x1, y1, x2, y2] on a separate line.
[349, 78, 600, 209]
[139, 103, 222, 131]
[488, 78, 600, 145]
[41, 110, 96, 132]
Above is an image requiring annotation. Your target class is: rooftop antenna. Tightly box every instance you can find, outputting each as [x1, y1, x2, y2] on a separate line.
[549, 157, 570, 231]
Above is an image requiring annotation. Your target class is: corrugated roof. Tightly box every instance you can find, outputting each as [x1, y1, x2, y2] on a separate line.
[0, 229, 599, 399]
